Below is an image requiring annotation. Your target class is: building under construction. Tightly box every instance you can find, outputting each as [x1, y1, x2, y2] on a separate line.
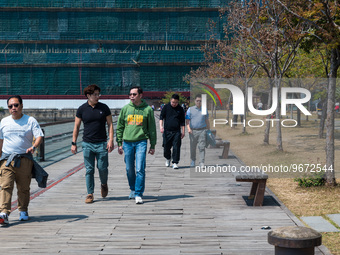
[0, 1, 229, 98]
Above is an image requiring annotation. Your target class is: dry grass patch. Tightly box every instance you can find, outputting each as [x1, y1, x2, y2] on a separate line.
[267, 178, 340, 216]
[212, 111, 340, 254]
[322, 232, 340, 255]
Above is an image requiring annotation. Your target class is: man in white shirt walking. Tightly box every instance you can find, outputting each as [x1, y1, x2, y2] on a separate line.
[0, 95, 44, 226]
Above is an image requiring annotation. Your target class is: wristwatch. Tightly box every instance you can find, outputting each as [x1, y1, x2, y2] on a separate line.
[71, 142, 77, 146]
[32, 146, 36, 151]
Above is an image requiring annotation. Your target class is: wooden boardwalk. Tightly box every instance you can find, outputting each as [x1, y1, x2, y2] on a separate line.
[0, 127, 332, 254]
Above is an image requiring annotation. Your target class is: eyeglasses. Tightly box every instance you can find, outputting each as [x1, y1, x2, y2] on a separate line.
[91, 93, 101, 97]
[129, 93, 138, 96]
[196, 100, 201, 102]
[8, 103, 20, 109]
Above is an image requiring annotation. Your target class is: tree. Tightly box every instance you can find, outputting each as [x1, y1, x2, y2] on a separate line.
[284, 48, 328, 129]
[185, 16, 261, 133]
[203, 37, 259, 133]
[275, 0, 339, 185]
[224, 0, 309, 150]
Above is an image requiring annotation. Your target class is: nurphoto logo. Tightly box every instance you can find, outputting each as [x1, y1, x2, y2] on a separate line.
[192, 78, 312, 128]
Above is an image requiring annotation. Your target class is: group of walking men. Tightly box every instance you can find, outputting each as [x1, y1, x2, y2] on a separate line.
[0, 85, 209, 226]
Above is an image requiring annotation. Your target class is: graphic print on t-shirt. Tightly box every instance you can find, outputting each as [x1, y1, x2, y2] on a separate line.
[127, 114, 143, 126]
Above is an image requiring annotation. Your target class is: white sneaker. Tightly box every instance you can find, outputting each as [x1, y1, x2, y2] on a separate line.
[165, 159, 170, 167]
[199, 162, 204, 168]
[135, 196, 143, 204]
[173, 163, 179, 169]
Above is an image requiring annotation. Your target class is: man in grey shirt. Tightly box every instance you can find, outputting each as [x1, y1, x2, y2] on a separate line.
[185, 95, 210, 167]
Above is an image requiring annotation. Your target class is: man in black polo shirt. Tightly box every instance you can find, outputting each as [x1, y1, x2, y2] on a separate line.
[159, 94, 185, 169]
[71, 84, 114, 203]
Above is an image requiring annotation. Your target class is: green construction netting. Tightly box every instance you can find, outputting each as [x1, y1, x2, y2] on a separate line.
[0, 51, 204, 64]
[0, 2, 226, 95]
[0, 0, 230, 8]
[0, 66, 193, 95]
[0, 11, 223, 41]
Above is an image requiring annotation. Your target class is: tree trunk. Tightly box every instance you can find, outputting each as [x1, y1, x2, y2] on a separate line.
[243, 81, 248, 133]
[226, 93, 232, 125]
[263, 87, 273, 144]
[290, 104, 294, 119]
[275, 104, 283, 151]
[325, 48, 339, 186]
[306, 99, 310, 122]
[276, 106, 283, 151]
[276, 80, 283, 151]
[295, 92, 301, 126]
[297, 108, 301, 127]
[318, 100, 327, 138]
[264, 115, 271, 144]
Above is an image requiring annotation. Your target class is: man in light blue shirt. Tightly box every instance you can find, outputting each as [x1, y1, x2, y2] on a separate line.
[185, 95, 210, 167]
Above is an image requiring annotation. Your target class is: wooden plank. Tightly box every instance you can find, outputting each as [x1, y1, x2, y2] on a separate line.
[0, 121, 331, 255]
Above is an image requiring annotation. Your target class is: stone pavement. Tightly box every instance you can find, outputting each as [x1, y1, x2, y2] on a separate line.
[301, 216, 339, 233]
[0, 125, 333, 254]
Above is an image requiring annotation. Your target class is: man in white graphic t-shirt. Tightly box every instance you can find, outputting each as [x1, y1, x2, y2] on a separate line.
[0, 95, 44, 226]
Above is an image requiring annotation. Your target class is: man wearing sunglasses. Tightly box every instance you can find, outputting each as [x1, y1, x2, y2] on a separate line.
[0, 95, 44, 226]
[71, 84, 114, 204]
[116, 86, 156, 204]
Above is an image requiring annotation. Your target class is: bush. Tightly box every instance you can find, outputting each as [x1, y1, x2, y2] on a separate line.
[294, 172, 326, 187]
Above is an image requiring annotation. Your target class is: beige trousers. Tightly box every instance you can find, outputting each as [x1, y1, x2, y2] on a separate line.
[0, 157, 33, 215]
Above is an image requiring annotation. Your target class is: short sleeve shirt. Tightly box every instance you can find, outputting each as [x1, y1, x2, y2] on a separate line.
[185, 106, 209, 129]
[159, 103, 185, 132]
[0, 114, 44, 154]
[76, 102, 111, 143]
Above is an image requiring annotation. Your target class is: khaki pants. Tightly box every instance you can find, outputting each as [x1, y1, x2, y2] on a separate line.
[189, 129, 207, 164]
[0, 158, 33, 215]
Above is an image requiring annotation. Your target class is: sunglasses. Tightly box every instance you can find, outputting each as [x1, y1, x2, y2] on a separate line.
[8, 103, 20, 109]
[129, 93, 138, 96]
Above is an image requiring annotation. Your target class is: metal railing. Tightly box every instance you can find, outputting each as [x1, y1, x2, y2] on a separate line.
[35, 117, 117, 166]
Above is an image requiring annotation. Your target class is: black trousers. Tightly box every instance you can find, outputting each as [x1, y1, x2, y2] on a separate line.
[163, 131, 182, 164]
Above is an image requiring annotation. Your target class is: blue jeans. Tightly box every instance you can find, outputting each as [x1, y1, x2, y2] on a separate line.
[123, 140, 147, 197]
[82, 142, 108, 194]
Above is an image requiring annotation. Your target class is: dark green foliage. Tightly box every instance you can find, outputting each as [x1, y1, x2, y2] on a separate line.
[294, 172, 326, 187]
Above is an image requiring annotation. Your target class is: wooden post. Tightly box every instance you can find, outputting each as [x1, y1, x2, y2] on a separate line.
[268, 226, 322, 255]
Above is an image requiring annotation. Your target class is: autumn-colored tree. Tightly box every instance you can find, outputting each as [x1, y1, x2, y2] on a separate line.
[186, 21, 259, 133]
[275, 0, 339, 185]
[223, 0, 310, 150]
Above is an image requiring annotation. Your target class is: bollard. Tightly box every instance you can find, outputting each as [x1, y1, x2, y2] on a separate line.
[268, 226, 322, 255]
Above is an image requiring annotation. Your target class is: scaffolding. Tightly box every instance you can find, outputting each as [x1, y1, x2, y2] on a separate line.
[0, 1, 229, 95]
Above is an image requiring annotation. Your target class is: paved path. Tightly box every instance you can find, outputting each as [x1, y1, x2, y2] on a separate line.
[0, 125, 333, 254]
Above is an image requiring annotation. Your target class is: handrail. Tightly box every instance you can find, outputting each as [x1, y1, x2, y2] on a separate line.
[36, 118, 118, 162]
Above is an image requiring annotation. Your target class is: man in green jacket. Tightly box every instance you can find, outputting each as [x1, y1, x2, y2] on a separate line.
[116, 86, 157, 204]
